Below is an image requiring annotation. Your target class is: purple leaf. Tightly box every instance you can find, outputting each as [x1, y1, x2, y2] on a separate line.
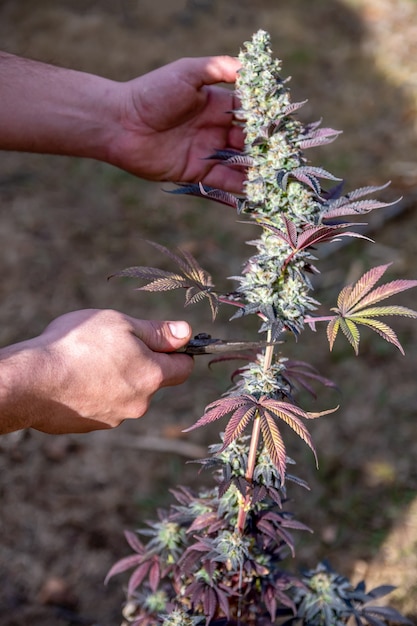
[221, 403, 258, 448]
[294, 172, 322, 196]
[166, 182, 242, 209]
[205, 149, 254, 167]
[127, 562, 152, 596]
[199, 182, 243, 209]
[324, 198, 396, 218]
[205, 149, 243, 160]
[259, 412, 287, 478]
[104, 554, 143, 585]
[293, 165, 342, 181]
[298, 127, 342, 150]
[282, 100, 308, 115]
[298, 134, 340, 149]
[362, 607, 412, 626]
[148, 560, 161, 593]
[203, 587, 217, 624]
[183, 395, 255, 432]
[328, 181, 391, 208]
[124, 530, 145, 554]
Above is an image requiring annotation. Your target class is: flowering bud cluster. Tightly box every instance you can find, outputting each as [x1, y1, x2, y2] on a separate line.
[235, 30, 326, 335]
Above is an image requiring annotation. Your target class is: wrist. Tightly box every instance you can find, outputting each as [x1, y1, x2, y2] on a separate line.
[59, 72, 123, 164]
[0, 339, 53, 433]
[35, 69, 123, 164]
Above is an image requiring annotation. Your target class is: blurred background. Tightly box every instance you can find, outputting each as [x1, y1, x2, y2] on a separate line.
[0, 0, 416, 624]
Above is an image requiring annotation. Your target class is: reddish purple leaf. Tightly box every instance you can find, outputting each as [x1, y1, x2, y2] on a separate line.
[124, 530, 145, 554]
[282, 100, 308, 115]
[221, 403, 258, 449]
[127, 562, 152, 596]
[148, 560, 161, 593]
[104, 554, 143, 585]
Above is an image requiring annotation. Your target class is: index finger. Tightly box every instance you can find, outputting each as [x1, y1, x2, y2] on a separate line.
[155, 351, 195, 388]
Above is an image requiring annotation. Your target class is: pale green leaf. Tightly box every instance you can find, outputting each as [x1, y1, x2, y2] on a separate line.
[350, 305, 417, 319]
[350, 317, 404, 354]
[339, 318, 360, 354]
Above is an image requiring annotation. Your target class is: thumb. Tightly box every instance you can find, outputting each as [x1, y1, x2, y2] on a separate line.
[131, 319, 192, 352]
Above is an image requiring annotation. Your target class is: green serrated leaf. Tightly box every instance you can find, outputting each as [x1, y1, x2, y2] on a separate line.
[350, 305, 417, 319]
[339, 318, 360, 354]
[350, 317, 404, 354]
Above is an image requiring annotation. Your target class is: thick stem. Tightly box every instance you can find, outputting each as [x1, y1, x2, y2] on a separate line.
[237, 332, 274, 534]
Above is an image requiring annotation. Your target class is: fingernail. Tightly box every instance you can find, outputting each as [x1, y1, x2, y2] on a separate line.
[168, 321, 190, 339]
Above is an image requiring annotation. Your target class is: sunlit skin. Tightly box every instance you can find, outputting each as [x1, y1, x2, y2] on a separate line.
[110, 56, 245, 191]
[0, 52, 243, 434]
[0, 52, 244, 191]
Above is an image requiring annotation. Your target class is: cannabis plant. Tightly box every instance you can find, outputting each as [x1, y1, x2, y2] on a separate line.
[106, 31, 416, 625]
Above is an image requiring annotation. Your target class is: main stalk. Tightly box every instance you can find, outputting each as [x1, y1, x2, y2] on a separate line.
[237, 333, 274, 534]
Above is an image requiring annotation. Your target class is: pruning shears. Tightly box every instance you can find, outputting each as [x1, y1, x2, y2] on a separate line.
[177, 333, 280, 356]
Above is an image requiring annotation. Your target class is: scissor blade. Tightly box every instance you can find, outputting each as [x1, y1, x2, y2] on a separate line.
[178, 340, 277, 356]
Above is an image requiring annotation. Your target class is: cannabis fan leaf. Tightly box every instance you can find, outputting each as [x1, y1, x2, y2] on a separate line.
[261, 217, 368, 272]
[327, 263, 417, 354]
[277, 165, 342, 197]
[185, 394, 336, 477]
[321, 181, 397, 220]
[166, 182, 244, 211]
[110, 241, 219, 319]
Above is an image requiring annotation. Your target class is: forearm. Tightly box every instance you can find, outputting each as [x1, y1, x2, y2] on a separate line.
[0, 51, 120, 162]
[0, 339, 52, 434]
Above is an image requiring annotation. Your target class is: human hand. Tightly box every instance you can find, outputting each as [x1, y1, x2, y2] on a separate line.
[0, 52, 243, 191]
[0, 310, 193, 434]
[108, 56, 244, 192]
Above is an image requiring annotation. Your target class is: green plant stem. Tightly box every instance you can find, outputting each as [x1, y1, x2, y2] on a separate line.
[237, 332, 274, 534]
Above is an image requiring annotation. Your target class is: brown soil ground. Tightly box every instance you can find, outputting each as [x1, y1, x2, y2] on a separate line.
[1, 1, 417, 624]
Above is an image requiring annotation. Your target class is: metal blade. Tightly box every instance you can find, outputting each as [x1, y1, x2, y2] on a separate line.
[176, 333, 281, 355]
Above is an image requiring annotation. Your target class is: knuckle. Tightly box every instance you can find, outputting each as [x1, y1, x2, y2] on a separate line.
[151, 363, 165, 389]
[97, 308, 123, 324]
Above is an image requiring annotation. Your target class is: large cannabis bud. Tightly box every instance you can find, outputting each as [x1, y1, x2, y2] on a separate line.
[234, 30, 337, 336]
[107, 30, 415, 626]
[234, 30, 383, 339]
